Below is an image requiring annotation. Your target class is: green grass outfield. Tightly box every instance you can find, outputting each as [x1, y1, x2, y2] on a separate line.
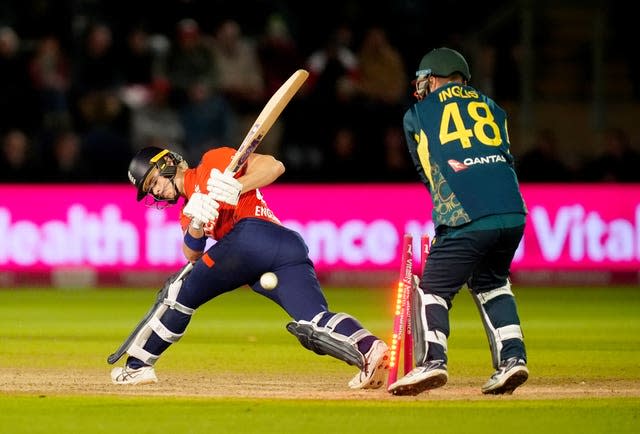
[0, 285, 638, 434]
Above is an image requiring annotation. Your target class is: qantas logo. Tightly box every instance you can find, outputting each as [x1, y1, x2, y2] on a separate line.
[448, 159, 468, 172]
[448, 154, 507, 172]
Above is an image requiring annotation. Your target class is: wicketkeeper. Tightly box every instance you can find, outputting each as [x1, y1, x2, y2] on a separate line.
[109, 146, 390, 389]
[388, 47, 529, 396]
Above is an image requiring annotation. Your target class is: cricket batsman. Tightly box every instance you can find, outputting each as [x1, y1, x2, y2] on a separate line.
[108, 145, 390, 390]
[388, 47, 529, 395]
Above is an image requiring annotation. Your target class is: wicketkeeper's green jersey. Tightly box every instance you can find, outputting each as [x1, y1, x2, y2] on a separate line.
[404, 82, 527, 229]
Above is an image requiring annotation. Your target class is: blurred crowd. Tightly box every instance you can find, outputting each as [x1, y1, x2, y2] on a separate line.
[1, 3, 639, 184]
[0, 13, 421, 184]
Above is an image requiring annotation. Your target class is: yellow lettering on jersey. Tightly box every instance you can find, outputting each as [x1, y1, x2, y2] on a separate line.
[439, 88, 453, 102]
[416, 130, 434, 189]
[441, 103, 474, 148]
[439, 85, 479, 102]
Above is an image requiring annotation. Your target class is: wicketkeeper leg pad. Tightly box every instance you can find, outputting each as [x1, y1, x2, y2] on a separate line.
[107, 263, 194, 365]
[469, 281, 524, 369]
[286, 312, 368, 370]
[411, 283, 449, 366]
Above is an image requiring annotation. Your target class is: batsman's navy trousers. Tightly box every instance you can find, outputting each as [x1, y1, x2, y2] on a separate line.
[178, 218, 329, 321]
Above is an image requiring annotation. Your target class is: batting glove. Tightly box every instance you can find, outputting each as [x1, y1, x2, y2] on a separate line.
[183, 192, 220, 229]
[207, 168, 243, 206]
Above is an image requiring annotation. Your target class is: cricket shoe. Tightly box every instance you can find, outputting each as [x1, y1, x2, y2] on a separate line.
[348, 340, 390, 389]
[387, 360, 448, 396]
[111, 365, 158, 385]
[481, 357, 528, 395]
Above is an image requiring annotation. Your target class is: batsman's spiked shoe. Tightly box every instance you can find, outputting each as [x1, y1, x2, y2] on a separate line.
[348, 340, 390, 389]
[111, 365, 158, 385]
[481, 357, 528, 395]
[387, 360, 448, 396]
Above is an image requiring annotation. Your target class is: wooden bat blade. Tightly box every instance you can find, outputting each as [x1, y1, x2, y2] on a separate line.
[226, 69, 309, 173]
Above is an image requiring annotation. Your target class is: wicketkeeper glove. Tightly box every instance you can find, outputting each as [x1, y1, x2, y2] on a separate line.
[183, 192, 220, 229]
[207, 168, 243, 206]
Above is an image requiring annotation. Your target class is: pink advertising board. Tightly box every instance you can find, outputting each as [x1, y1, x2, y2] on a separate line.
[1, 184, 639, 274]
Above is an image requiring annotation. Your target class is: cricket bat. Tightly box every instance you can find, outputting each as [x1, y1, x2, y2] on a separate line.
[194, 69, 308, 231]
[225, 68, 309, 174]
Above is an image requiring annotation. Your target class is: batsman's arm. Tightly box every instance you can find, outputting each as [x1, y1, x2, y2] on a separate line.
[207, 153, 285, 205]
[182, 224, 207, 263]
[235, 153, 285, 192]
[181, 192, 219, 260]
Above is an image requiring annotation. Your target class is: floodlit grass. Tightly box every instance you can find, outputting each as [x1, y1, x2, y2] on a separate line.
[1, 286, 639, 434]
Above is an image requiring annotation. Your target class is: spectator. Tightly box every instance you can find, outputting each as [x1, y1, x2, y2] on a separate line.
[377, 126, 417, 182]
[71, 22, 129, 137]
[0, 27, 38, 132]
[129, 77, 185, 152]
[305, 23, 359, 106]
[257, 15, 303, 99]
[120, 25, 156, 86]
[179, 80, 235, 166]
[355, 26, 406, 108]
[0, 129, 43, 182]
[580, 127, 640, 182]
[42, 130, 91, 183]
[72, 23, 122, 96]
[304, 25, 359, 149]
[211, 19, 265, 146]
[81, 118, 132, 182]
[257, 14, 303, 158]
[516, 128, 573, 182]
[28, 35, 72, 131]
[165, 18, 217, 109]
[353, 26, 407, 159]
[324, 126, 363, 182]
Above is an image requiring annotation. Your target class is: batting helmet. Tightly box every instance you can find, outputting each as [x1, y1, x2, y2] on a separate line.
[416, 47, 471, 81]
[128, 146, 185, 201]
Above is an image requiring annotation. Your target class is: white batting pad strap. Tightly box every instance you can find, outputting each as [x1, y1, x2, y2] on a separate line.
[149, 316, 184, 343]
[426, 330, 448, 352]
[127, 345, 159, 366]
[309, 312, 325, 325]
[163, 299, 194, 315]
[423, 292, 448, 309]
[476, 282, 514, 304]
[167, 279, 183, 302]
[300, 312, 368, 346]
[496, 324, 523, 342]
[164, 272, 195, 315]
[349, 329, 372, 344]
[324, 313, 349, 330]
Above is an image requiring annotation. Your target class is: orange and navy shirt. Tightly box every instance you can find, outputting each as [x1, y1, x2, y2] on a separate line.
[180, 147, 281, 239]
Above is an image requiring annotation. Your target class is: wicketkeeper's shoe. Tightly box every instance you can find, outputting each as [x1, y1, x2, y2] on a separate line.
[481, 357, 528, 395]
[111, 365, 158, 385]
[348, 339, 390, 390]
[387, 360, 448, 396]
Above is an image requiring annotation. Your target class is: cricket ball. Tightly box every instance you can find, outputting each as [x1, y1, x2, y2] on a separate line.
[260, 272, 278, 290]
